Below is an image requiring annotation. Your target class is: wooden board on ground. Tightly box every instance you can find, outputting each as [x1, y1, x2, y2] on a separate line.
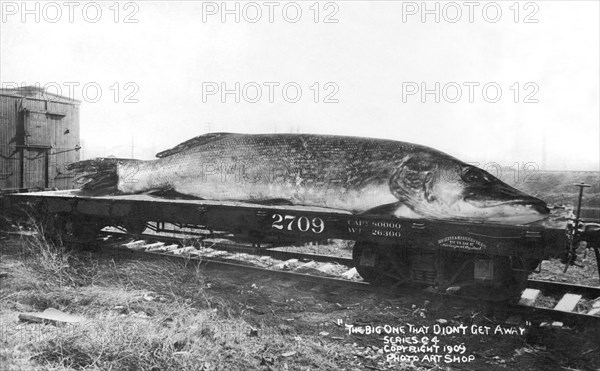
[554, 293, 582, 312]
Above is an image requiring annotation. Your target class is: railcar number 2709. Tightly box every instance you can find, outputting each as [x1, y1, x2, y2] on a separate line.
[271, 214, 325, 234]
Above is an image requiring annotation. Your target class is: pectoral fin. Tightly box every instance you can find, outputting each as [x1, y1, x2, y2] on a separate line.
[244, 199, 295, 206]
[147, 189, 205, 200]
[360, 202, 403, 216]
[361, 203, 423, 218]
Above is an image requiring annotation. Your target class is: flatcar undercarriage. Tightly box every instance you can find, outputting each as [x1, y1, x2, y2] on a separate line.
[352, 241, 541, 300]
[4, 190, 595, 302]
[34, 215, 540, 301]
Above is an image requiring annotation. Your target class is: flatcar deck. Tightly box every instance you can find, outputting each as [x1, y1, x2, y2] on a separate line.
[6, 189, 569, 258]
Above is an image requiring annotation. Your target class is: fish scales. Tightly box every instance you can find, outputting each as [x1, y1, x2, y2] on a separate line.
[137, 134, 401, 212]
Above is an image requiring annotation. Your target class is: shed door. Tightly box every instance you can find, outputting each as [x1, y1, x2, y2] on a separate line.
[24, 111, 53, 146]
[22, 148, 48, 188]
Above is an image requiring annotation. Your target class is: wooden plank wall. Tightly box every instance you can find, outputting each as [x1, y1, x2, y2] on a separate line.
[0, 90, 80, 191]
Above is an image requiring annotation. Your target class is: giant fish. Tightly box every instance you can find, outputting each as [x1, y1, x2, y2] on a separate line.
[67, 133, 549, 222]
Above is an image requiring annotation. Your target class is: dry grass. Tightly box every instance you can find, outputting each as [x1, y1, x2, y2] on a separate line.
[1, 229, 352, 371]
[28, 311, 254, 371]
[16, 227, 89, 288]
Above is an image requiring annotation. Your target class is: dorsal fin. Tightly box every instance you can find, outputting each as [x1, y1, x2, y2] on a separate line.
[155, 132, 235, 158]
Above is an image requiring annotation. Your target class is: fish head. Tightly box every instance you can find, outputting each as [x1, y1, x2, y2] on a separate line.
[390, 153, 549, 222]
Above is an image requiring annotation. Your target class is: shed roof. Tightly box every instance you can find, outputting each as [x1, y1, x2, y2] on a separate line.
[0, 85, 81, 104]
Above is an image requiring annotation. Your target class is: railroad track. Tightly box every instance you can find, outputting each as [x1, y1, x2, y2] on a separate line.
[98, 231, 366, 290]
[513, 279, 600, 325]
[102, 229, 354, 265]
[93, 230, 600, 326]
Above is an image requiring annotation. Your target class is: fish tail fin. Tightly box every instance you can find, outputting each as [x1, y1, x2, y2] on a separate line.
[66, 157, 138, 194]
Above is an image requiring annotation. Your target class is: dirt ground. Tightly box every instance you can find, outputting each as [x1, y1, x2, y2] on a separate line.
[1, 233, 599, 371]
[531, 254, 600, 288]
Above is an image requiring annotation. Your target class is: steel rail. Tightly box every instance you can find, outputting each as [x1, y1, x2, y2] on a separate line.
[526, 279, 600, 298]
[98, 235, 370, 292]
[101, 230, 355, 266]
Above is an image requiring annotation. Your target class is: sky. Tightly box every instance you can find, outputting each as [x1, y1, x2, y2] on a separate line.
[1, 0, 599, 171]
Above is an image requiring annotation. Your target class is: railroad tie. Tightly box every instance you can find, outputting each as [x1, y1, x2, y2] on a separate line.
[163, 244, 180, 252]
[171, 246, 196, 255]
[316, 263, 337, 274]
[124, 240, 148, 250]
[275, 259, 299, 270]
[147, 244, 177, 252]
[554, 293, 582, 312]
[203, 250, 229, 258]
[141, 242, 166, 252]
[518, 288, 541, 307]
[195, 246, 212, 254]
[186, 249, 204, 257]
[296, 261, 318, 271]
[223, 252, 248, 260]
[341, 267, 359, 280]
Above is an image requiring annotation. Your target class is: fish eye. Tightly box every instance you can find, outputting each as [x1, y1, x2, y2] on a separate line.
[461, 167, 482, 183]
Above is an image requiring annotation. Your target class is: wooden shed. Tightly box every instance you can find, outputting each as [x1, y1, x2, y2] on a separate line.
[0, 86, 81, 191]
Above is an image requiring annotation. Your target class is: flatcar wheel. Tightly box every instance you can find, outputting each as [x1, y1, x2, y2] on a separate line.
[39, 213, 66, 244]
[41, 214, 77, 244]
[352, 241, 401, 284]
[44, 214, 102, 246]
[502, 259, 542, 300]
[460, 257, 532, 301]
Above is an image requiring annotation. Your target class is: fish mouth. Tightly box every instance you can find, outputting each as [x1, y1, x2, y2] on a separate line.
[465, 197, 550, 214]
[461, 180, 550, 215]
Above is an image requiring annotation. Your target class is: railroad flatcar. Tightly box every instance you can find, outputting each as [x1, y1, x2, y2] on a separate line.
[4, 189, 588, 301]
